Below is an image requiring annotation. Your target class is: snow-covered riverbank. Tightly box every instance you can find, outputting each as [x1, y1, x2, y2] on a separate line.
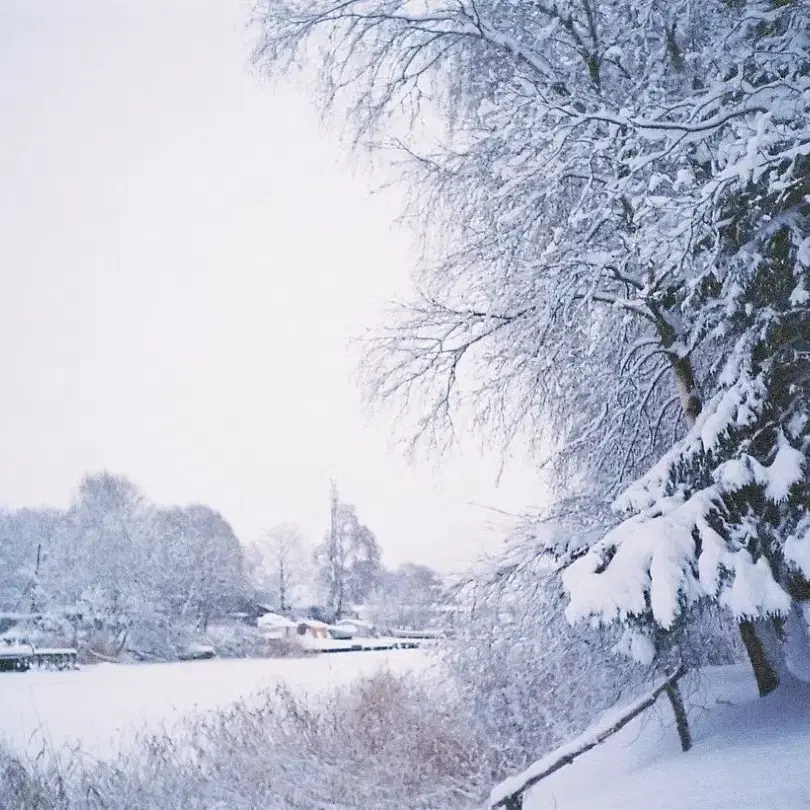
[0, 649, 428, 759]
[520, 665, 810, 810]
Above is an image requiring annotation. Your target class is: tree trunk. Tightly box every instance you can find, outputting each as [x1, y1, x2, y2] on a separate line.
[279, 556, 287, 613]
[739, 619, 783, 696]
[113, 629, 129, 657]
[784, 604, 810, 683]
[669, 353, 702, 428]
[335, 576, 344, 621]
[30, 542, 43, 613]
[664, 680, 692, 752]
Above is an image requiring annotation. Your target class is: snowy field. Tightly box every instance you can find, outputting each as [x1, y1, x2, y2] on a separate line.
[0, 650, 428, 760]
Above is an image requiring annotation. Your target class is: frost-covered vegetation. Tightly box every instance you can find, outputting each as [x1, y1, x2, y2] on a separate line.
[0, 472, 253, 660]
[253, 0, 810, 697]
[4, 659, 810, 810]
[0, 668, 494, 810]
[3, 0, 809, 806]
[0, 472, 448, 660]
[442, 537, 742, 779]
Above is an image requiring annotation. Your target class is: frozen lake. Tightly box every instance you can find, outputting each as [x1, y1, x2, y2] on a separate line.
[0, 650, 428, 760]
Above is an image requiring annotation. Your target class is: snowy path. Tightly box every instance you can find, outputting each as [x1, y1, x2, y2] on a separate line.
[0, 650, 427, 759]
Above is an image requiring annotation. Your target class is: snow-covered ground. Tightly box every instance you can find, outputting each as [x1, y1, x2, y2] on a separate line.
[5, 654, 808, 809]
[0, 650, 427, 760]
[522, 664, 810, 810]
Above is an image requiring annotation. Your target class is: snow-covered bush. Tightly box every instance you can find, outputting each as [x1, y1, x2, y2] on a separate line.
[443, 550, 645, 775]
[0, 745, 55, 810]
[0, 670, 491, 810]
[200, 621, 284, 658]
[441, 521, 744, 775]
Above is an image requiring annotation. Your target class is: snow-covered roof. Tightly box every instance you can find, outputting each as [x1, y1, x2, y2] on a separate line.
[257, 612, 297, 628]
[336, 618, 373, 628]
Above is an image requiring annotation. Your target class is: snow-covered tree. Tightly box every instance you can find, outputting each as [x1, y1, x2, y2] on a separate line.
[369, 562, 444, 630]
[0, 472, 252, 656]
[564, 268, 810, 692]
[248, 522, 310, 611]
[314, 487, 383, 619]
[255, 0, 810, 693]
[58, 473, 148, 646]
[0, 507, 62, 613]
[152, 504, 249, 631]
[253, 0, 719, 489]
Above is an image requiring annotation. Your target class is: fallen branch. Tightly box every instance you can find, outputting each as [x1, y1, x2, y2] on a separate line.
[86, 648, 120, 663]
[489, 665, 688, 810]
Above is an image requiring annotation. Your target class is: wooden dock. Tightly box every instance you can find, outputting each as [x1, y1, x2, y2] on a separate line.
[307, 636, 425, 654]
[0, 646, 78, 672]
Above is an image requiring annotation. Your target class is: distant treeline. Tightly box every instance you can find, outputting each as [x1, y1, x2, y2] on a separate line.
[0, 472, 250, 657]
[0, 472, 447, 659]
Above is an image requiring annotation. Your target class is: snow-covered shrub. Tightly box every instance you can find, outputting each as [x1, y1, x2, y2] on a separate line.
[200, 621, 277, 658]
[265, 671, 484, 796]
[0, 744, 64, 810]
[123, 612, 195, 662]
[443, 551, 645, 776]
[0, 670, 490, 810]
[442, 522, 744, 776]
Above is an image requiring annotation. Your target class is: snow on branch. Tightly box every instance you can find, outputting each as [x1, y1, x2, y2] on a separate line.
[488, 666, 688, 810]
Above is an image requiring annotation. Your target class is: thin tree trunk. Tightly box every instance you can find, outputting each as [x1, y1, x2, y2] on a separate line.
[279, 555, 287, 613]
[335, 573, 344, 621]
[655, 317, 702, 430]
[113, 629, 129, 657]
[328, 480, 341, 620]
[30, 542, 43, 613]
[663, 681, 692, 751]
[670, 354, 702, 426]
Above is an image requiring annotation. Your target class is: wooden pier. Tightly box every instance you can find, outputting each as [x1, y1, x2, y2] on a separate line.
[0, 646, 78, 672]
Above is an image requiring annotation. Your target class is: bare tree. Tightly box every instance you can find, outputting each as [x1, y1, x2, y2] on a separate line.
[249, 523, 309, 612]
[252, 0, 733, 494]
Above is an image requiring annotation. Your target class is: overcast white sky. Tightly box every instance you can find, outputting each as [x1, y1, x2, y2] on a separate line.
[0, 0, 547, 571]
